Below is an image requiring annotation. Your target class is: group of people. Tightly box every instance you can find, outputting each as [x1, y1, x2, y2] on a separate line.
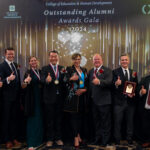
[0, 47, 150, 150]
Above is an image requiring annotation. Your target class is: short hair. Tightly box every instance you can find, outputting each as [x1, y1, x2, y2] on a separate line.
[120, 53, 129, 59]
[5, 47, 15, 53]
[71, 53, 81, 60]
[49, 50, 58, 55]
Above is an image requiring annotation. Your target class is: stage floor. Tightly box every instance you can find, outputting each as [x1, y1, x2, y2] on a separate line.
[0, 141, 148, 150]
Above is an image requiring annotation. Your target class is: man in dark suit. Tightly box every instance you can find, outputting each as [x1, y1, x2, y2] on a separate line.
[41, 50, 65, 147]
[112, 53, 138, 145]
[135, 68, 150, 147]
[88, 54, 112, 146]
[0, 47, 21, 149]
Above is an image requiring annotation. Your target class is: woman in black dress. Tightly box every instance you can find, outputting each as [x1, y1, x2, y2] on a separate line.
[22, 56, 43, 150]
[64, 53, 88, 148]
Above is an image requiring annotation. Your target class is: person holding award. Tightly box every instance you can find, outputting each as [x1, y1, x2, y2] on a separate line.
[88, 54, 112, 146]
[63, 53, 88, 148]
[112, 53, 138, 145]
[41, 50, 65, 147]
[22, 56, 43, 150]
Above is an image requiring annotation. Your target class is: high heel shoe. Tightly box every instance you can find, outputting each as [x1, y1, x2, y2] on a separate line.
[74, 145, 79, 149]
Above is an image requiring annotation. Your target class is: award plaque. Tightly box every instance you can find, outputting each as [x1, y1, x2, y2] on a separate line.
[123, 81, 136, 94]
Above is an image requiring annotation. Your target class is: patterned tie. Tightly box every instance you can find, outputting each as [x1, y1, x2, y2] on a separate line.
[124, 70, 128, 81]
[94, 68, 97, 75]
[10, 63, 18, 77]
[10, 62, 18, 82]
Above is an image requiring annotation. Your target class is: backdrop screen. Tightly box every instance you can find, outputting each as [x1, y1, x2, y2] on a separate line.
[0, 0, 150, 79]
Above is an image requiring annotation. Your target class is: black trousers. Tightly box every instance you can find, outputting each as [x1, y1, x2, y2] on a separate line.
[44, 96, 63, 141]
[92, 103, 111, 145]
[113, 103, 135, 141]
[1, 100, 20, 142]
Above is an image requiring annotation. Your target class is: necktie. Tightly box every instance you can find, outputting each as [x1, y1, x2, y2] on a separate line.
[147, 90, 150, 105]
[54, 65, 56, 72]
[94, 68, 97, 75]
[10, 63, 17, 77]
[93, 68, 97, 79]
[10, 62, 18, 82]
[124, 70, 128, 81]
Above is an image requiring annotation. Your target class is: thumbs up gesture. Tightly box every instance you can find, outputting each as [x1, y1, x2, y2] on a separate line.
[8, 72, 16, 81]
[115, 76, 122, 86]
[46, 72, 52, 83]
[24, 74, 32, 84]
[140, 85, 147, 96]
[0, 77, 3, 88]
[70, 73, 79, 81]
[92, 76, 100, 85]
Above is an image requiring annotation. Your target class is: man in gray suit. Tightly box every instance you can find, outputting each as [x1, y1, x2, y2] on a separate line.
[88, 54, 112, 146]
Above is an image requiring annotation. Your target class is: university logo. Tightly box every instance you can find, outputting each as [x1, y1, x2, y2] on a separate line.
[3, 5, 21, 19]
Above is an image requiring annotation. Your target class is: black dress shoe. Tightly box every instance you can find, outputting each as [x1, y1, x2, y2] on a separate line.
[127, 138, 133, 145]
[90, 140, 100, 145]
[115, 140, 120, 145]
[100, 143, 107, 147]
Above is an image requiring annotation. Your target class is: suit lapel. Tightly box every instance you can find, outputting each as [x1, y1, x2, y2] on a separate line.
[90, 68, 94, 80]
[118, 67, 125, 80]
[4, 60, 12, 74]
[129, 69, 132, 81]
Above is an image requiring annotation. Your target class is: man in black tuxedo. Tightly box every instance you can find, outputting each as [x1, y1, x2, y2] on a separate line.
[88, 54, 112, 146]
[112, 53, 138, 145]
[0, 47, 21, 149]
[41, 50, 64, 147]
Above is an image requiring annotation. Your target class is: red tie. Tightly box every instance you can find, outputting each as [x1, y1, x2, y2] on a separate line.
[94, 68, 97, 75]
[93, 68, 97, 79]
[147, 90, 150, 105]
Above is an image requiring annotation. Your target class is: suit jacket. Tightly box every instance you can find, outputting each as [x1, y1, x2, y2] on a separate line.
[65, 65, 88, 90]
[137, 75, 150, 107]
[0, 60, 21, 102]
[88, 65, 112, 106]
[112, 67, 138, 105]
[64, 65, 88, 112]
[41, 64, 65, 104]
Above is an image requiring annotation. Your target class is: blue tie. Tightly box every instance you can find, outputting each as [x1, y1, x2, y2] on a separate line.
[54, 65, 56, 72]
